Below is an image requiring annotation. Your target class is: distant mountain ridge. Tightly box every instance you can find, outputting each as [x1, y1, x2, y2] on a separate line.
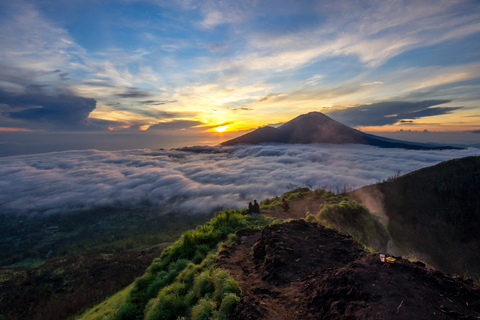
[221, 112, 460, 150]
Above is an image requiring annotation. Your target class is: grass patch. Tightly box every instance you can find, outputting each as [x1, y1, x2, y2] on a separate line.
[113, 209, 269, 320]
[260, 187, 322, 209]
[316, 199, 390, 251]
[75, 283, 134, 320]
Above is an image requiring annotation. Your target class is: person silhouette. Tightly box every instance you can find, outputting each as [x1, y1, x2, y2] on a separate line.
[253, 200, 260, 214]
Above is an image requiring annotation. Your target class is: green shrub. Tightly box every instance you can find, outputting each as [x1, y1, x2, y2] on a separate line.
[145, 282, 188, 320]
[148, 259, 165, 274]
[261, 187, 343, 210]
[163, 292, 184, 316]
[174, 259, 191, 272]
[183, 289, 198, 310]
[218, 293, 240, 318]
[193, 270, 214, 299]
[190, 298, 216, 320]
[313, 188, 326, 198]
[284, 187, 311, 201]
[135, 273, 156, 292]
[146, 271, 168, 299]
[192, 244, 211, 264]
[115, 300, 139, 320]
[260, 188, 311, 209]
[177, 262, 198, 286]
[325, 193, 347, 204]
[116, 210, 269, 320]
[180, 231, 198, 258]
[262, 198, 272, 206]
[317, 200, 389, 249]
[212, 269, 240, 302]
[142, 257, 241, 319]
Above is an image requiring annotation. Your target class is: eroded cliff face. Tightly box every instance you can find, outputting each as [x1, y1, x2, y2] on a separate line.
[348, 156, 480, 275]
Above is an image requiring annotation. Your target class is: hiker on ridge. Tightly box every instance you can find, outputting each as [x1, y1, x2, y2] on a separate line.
[253, 200, 260, 214]
[243, 202, 254, 215]
[281, 198, 289, 212]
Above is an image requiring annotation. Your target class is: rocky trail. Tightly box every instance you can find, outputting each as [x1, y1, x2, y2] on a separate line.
[216, 220, 480, 320]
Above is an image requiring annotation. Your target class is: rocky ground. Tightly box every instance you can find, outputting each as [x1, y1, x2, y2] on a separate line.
[216, 219, 480, 320]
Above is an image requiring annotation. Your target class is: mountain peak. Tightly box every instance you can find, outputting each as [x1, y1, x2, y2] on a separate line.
[221, 111, 459, 150]
[282, 111, 332, 123]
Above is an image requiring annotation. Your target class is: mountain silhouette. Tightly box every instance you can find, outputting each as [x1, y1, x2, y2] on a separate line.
[221, 112, 459, 150]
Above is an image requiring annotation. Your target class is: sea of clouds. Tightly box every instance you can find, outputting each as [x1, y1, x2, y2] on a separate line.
[0, 144, 478, 215]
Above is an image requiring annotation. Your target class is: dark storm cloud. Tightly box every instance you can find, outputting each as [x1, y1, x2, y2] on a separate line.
[116, 89, 152, 98]
[125, 108, 195, 120]
[59, 72, 70, 81]
[0, 65, 72, 90]
[326, 100, 461, 126]
[141, 100, 178, 105]
[0, 89, 97, 130]
[83, 81, 115, 87]
[148, 120, 204, 130]
[0, 144, 478, 215]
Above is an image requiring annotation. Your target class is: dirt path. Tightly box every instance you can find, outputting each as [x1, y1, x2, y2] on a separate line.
[216, 220, 480, 320]
[217, 228, 299, 320]
[216, 220, 364, 320]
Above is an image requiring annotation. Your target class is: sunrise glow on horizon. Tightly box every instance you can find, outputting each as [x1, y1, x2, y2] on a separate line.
[0, 0, 479, 155]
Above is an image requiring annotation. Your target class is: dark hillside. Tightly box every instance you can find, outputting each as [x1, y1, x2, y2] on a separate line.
[0, 244, 168, 320]
[0, 209, 212, 320]
[348, 156, 480, 275]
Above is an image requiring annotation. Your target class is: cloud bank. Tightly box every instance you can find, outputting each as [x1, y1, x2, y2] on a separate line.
[326, 100, 460, 127]
[0, 144, 478, 215]
[0, 89, 97, 130]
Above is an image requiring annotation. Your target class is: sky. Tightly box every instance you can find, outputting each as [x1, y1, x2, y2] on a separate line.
[1, 144, 478, 215]
[1, 0, 480, 155]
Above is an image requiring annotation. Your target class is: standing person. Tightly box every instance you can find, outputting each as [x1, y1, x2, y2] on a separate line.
[253, 200, 260, 214]
[281, 198, 289, 212]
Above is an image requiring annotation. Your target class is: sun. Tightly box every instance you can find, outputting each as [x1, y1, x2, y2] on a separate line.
[214, 125, 229, 133]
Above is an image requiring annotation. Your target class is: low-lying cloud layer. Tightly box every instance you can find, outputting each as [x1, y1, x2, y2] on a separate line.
[0, 144, 478, 215]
